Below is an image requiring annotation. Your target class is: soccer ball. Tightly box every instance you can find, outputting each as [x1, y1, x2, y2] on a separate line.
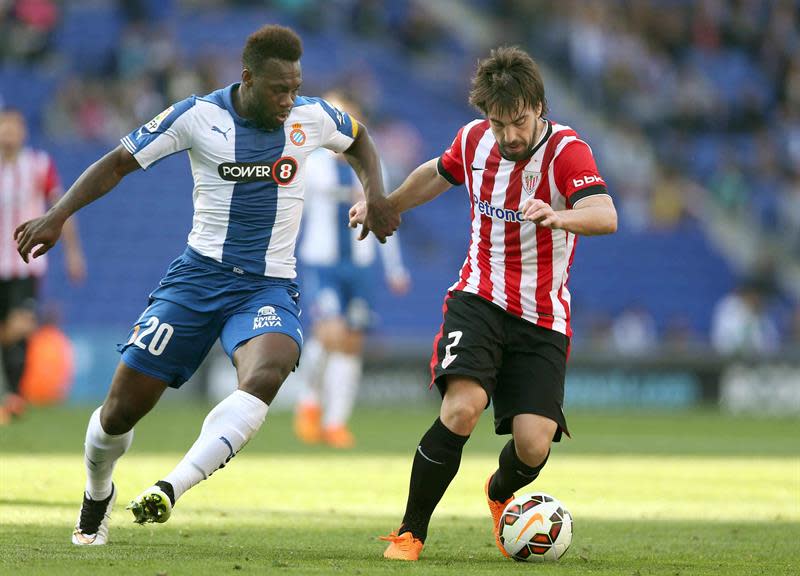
[498, 492, 573, 561]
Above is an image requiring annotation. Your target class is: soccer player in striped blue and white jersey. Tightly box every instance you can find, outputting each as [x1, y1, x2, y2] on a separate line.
[14, 24, 399, 546]
[293, 91, 410, 449]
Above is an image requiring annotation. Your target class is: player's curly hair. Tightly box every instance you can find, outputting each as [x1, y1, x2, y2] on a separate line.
[469, 46, 548, 118]
[242, 24, 303, 72]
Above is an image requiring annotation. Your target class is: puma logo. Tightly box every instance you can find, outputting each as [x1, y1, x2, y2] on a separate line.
[211, 125, 231, 141]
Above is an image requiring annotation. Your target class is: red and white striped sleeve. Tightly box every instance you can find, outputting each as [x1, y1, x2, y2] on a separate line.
[553, 140, 608, 207]
[41, 153, 62, 202]
[437, 126, 466, 186]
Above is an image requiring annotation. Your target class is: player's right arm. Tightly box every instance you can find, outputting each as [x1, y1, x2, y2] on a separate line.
[15, 146, 140, 262]
[348, 158, 451, 227]
[16, 98, 195, 262]
[388, 158, 452, 212]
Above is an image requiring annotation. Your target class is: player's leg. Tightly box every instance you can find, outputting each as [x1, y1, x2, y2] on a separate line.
[485, 319, 569, 555]
[0, 278, 38, 420]
[319, 272, 373, 447]
[382, 377, 485, 561]
[73, 362, 168, 545]
[319, 321, 363, 448]
[490, 414, 556, 501]
[384, 291, 502, 560]
[152, 293, 303, 510]
[293, 328, 327, 443]
[114, 294, 221, 525]
[153, 333, 298, 506]
[293, 267, 338, 443]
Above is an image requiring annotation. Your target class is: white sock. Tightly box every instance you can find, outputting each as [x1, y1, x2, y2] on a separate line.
[163, 389, 268, 502]
[84, 406, 133, 500]
[322, 352, 362, 428]
[297, 338, 327, 408]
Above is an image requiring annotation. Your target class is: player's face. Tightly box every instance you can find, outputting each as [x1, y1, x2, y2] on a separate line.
[0, 113, 26, 155]
[488, 103, 542, 161]
[244, 59, 302, 130]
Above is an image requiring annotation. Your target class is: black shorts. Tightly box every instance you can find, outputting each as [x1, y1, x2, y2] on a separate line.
[430, 290, 570, 440]
[0, 277, 38, 322]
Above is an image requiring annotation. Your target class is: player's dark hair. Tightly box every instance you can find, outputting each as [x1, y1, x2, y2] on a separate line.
[469, 46, 548, 118]
[242, 24, 303, 73]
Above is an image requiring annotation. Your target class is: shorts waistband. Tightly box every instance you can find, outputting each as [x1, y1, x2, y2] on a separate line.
[182, 246, 296, 288]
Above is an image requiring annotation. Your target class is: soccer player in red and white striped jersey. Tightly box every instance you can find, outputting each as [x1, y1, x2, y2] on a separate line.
[352, 47, 617, 560]
[0, 109, 85, 422]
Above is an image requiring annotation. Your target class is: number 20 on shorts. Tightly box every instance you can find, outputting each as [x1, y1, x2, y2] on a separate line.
[127, 316, 174, 356]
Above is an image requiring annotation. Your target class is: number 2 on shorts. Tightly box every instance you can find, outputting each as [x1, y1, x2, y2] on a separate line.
[441, 330, 462, 369]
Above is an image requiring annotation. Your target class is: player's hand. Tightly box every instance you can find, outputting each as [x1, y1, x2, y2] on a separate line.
[349, 200, 366, 227]
[14, 213, 65, 263]
[360, 196, 400, 243]
[521, 198, 563, 229]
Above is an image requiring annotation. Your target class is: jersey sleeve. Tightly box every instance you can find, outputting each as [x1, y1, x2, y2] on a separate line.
[120, 97, 196, 169]
[553, 140, 609, 207]
[42, 153, 62, 202]
[313, 97, 358, 153]
[437, 126, 465, 186]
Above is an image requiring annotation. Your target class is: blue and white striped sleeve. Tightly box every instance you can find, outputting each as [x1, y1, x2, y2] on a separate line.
[120, 96, 196, 169]
[312, 97, 358, 153]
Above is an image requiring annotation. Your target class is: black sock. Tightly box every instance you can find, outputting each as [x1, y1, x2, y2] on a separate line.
[488, 440, 549, 502]
[2, 339, 28, 395]
[156, 480, 176, 506]
[399, 418, 469, 542]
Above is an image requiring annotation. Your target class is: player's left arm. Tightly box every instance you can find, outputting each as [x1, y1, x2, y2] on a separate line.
[522, 194, 617, 235]
[342, 120, 399, 244]
[522, 140, 617, 235]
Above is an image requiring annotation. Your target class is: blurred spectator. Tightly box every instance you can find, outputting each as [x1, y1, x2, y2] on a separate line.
[0, 109, 84, 424]
[710, 279, 780, 356]
[611, 304, 658, 356]
[581, 311, 614, 353]
[778, 170, 800, 255]
[0, 0, 59, 64]
[662, 314, 703, 353]
[650, 164, 694, 229]
[708, 149, 749, 217]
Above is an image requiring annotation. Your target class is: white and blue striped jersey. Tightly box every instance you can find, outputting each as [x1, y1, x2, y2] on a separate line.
[120, 83, 358, 278]
[299, 149, 406, 278]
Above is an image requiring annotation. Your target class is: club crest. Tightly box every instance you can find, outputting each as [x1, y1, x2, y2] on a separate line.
[522, 170, 541, 195]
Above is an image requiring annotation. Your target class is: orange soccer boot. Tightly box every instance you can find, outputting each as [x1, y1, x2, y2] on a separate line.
[293, 403, 322, 444]
[323, 424, 355, 449]
[485, 474, 514, 558]
[380, 530, 424, 561]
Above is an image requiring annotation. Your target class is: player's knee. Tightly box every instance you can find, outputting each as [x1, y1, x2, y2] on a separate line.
[515, 434, 551, 468]
[238, 362, 292, 405]
[441, 399, 482, 435]
[99, 400, 138, 435]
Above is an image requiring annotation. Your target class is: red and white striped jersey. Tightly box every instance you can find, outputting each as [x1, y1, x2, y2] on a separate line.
[0, 148, 61, 279]
[437, 119, 608, 337]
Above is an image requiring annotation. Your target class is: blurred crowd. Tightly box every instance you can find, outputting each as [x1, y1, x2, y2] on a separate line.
[0, 0, 58, 65]
[522, 0, 800, 248]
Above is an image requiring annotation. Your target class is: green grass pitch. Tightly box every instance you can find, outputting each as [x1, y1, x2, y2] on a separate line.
[1, 403, 798, 575]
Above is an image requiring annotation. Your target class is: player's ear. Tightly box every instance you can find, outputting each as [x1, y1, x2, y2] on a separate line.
[241, 67, 253, 88]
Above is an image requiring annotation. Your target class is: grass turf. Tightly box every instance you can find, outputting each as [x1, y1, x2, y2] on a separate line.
[1, 404, 798, 575]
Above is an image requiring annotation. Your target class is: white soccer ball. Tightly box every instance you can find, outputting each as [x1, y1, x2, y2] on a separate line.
[498, 492, 573, 561]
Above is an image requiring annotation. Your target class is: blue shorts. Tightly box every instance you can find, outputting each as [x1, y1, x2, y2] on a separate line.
[118, 247, 303, 388]
[301, 264, 373, 330]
